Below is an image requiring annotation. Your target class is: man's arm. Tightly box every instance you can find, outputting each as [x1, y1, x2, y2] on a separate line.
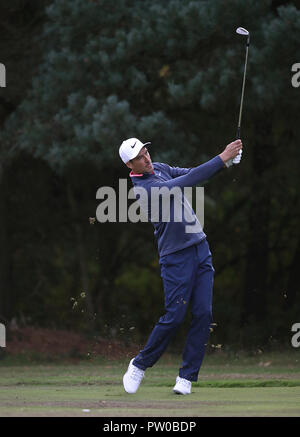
[168, 165, 190, 178]
[150, 140, 242, 189]
[151, 156, 224, 189]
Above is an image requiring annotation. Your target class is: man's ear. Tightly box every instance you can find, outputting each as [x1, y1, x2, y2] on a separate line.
[126, 160, 133, 169]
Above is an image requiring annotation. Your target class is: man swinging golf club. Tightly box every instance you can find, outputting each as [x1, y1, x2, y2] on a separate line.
[119, 137, 242, 395]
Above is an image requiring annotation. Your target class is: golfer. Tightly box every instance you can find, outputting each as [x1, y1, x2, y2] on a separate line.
[119, 138, 242, 394]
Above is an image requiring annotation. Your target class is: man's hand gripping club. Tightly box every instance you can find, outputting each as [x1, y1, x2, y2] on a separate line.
[219, 140, 243, 168]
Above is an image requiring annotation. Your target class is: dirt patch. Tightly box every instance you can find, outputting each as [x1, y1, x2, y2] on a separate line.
[0, 399, 224, 409]
[4, 326, 140, 361]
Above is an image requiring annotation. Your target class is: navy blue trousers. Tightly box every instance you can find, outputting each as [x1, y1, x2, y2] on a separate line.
[133, 238, 214, 382]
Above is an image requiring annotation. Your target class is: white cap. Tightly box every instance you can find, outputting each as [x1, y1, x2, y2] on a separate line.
[119, 138, 151, 164]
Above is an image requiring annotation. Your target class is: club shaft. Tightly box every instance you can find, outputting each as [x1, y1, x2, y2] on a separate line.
[236, 38, 249, 139]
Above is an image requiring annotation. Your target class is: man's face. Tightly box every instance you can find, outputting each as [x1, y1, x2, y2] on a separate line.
[126, 146, 154, 174]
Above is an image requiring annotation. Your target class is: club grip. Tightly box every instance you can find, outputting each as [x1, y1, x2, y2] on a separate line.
[233, 127, 242, 164]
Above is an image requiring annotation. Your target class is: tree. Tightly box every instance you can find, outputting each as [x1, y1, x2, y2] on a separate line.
[0, 0, 51, 321]
[1, 0, 299, 347]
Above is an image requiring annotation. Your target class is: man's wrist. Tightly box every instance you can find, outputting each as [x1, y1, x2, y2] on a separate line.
[219, 152, 229, 164]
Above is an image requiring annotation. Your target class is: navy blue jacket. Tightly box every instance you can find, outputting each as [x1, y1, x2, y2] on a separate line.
[130, 156, 224, 257]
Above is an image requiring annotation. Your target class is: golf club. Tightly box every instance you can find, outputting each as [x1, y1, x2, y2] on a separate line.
[233, 26, 250, 164]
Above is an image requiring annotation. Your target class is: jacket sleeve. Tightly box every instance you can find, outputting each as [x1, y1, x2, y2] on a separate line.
[151, 156, 224, 189]
[168, 165, 190, 178]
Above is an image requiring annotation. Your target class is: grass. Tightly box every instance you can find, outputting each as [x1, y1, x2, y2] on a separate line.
[0, 350, 300, 417]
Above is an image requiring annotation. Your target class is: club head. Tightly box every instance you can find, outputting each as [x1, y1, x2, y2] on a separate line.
[236, 27, 249, 36]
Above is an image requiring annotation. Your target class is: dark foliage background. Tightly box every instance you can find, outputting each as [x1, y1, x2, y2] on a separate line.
[0, 0, 299, 351]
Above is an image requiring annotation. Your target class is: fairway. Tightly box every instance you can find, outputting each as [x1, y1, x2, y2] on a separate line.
[1, 353, 300, 417]
[1, 384, 300, 417]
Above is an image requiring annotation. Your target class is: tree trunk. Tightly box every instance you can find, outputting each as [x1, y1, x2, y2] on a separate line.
[241, 189, 270, 323]
[67, 183, 95, 331]
[286, 235, 300, 307]
[0, 162, 10, 323]
[240, 122, 274, 345]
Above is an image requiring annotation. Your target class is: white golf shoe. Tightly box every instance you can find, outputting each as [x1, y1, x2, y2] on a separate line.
[123, 358, 145, 394]
[173, 376, 192, 395]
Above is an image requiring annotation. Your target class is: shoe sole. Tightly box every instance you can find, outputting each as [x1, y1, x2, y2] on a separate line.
[173, 389, 189, 395]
